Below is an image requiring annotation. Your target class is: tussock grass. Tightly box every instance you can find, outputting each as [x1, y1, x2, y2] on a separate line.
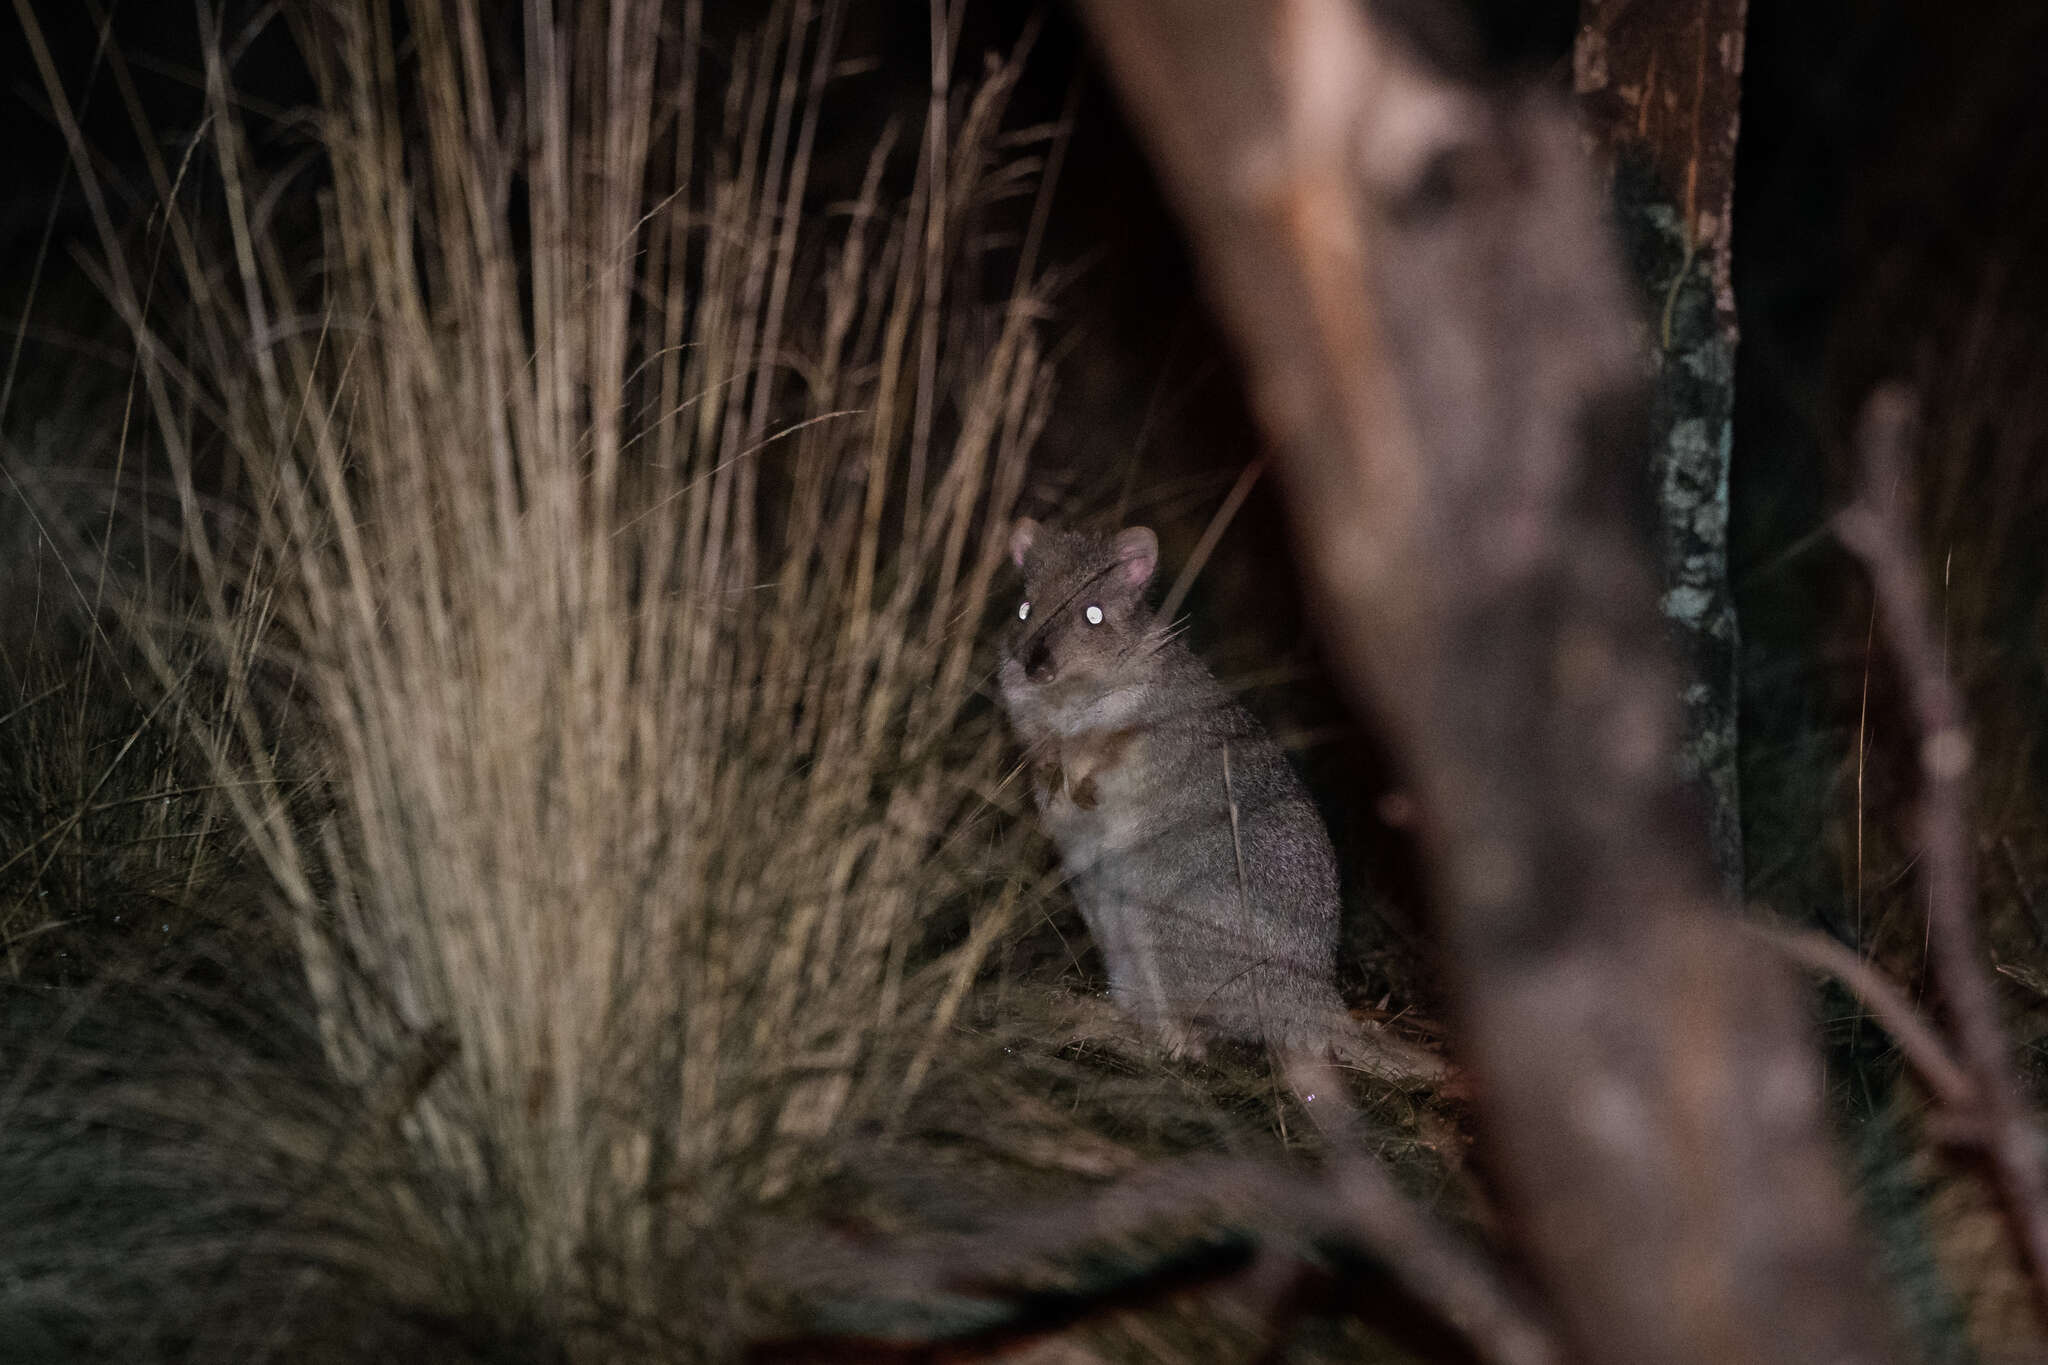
[4, 0, 1077, 1354]
[245, 0, 1050, 1304]
[242, 0, 1053, 1343]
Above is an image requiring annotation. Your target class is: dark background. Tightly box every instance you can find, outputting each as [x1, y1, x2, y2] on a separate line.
[7, 0, 2047, 932]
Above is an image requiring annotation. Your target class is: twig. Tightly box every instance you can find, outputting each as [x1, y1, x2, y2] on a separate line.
[1748, 922, 1973, 1110]
[1836, 383, 2048, 1323]
[1159, 458, 1263, 624]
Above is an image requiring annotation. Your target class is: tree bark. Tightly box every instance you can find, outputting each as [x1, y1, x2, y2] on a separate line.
[1068, 1, 1900, 1360]
[1575, 0, 1747, 898]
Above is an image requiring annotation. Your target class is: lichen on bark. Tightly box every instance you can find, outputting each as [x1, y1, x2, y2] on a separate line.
[1576, 1, 1748, 898]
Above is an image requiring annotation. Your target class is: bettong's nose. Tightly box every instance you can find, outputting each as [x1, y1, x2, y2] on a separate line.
[1023, 635, 1056, 682]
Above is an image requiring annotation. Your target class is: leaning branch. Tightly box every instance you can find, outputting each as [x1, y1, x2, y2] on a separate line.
[1837, 384, 2048, 1322]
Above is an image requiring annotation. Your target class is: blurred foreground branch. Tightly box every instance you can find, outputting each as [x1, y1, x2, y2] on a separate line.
[1070, 0, 1899, 1360]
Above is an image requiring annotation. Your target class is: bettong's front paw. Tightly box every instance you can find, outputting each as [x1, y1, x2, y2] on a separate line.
[1151, 1018, 1209, 1064]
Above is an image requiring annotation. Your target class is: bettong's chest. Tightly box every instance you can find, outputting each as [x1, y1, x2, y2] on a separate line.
[1031, 725, 1157, 861]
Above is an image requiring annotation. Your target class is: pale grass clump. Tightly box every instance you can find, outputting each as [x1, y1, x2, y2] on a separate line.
[17, 0, 1055, 1349]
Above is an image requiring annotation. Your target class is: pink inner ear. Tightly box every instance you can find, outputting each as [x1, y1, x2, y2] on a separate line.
[1008, 519, 1038, 568]
[1114, 527, 1158, 588]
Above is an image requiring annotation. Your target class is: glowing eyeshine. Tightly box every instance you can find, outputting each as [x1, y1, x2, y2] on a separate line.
[1018, 601, 1031, 621]
[1085, 605, 1104, 625]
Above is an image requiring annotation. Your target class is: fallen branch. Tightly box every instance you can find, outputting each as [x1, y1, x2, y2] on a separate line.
[759, 1151, 1557, 1365]
[1836, 383, 2048, 1324]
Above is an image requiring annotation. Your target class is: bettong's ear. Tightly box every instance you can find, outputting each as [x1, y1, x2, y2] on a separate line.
[1112, 526, 1158, 589]
[1008, 518, 1040, 568]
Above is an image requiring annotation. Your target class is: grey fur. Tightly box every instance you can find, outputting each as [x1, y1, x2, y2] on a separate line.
[997, 519, 1347, 1059]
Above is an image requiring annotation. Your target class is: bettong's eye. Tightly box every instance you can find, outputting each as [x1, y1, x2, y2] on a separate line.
[1018, 601, 1031, 621]
[1084, 605, 1104, 626]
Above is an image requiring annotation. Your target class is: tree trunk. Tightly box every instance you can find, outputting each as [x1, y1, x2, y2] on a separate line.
[1575, 0, 1748, 897]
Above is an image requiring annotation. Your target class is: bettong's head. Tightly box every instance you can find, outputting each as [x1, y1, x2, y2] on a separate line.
[999, 519, 1160, 714]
